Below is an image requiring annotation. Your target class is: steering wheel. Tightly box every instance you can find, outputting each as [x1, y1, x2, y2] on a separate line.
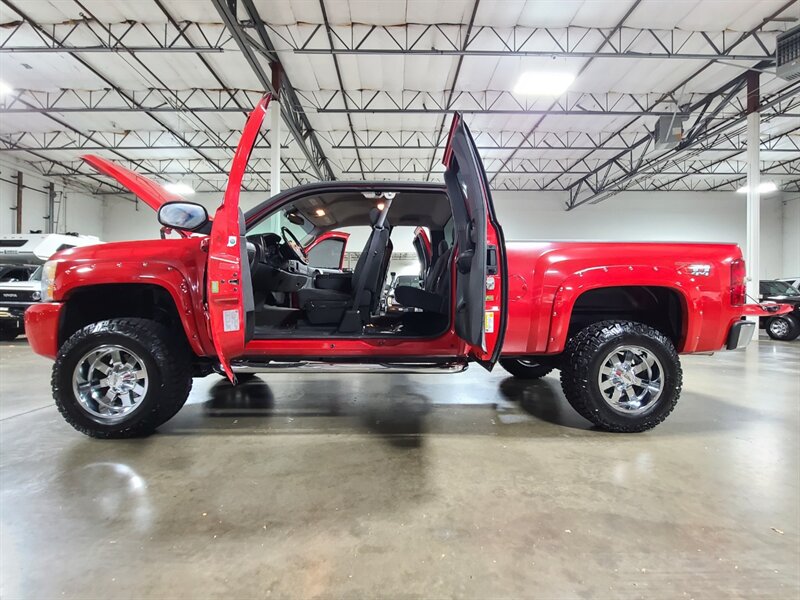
[281, 226, 307, 264]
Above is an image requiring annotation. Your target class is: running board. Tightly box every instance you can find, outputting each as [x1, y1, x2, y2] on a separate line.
[230, 359, 468, 374]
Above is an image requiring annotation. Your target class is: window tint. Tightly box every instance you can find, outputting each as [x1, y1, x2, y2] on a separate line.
[443, 218, 455, 246]
[307, 238, 345, 270]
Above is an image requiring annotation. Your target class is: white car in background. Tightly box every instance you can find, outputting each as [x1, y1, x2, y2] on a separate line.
[0, 234, 102, 341]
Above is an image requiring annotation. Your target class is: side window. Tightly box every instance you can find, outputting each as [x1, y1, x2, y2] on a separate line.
[443, 218, 455, 246]
[307, 238, 345, 270]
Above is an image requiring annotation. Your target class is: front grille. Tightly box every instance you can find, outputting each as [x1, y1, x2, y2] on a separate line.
[0, 290, 38, 303]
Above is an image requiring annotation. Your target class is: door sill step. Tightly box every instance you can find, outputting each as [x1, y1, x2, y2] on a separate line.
[229, 359, 468, 374]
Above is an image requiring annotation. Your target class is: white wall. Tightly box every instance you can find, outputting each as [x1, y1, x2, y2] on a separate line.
[491, 190, 786, 279]
[102, 191, 268, 242]
[782, 194, 800, 277]
[7, 175, 788, 280]
[0, 158, 103, 238]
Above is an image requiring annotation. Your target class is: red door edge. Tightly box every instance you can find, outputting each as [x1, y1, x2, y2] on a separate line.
[207, 94, 271, 381]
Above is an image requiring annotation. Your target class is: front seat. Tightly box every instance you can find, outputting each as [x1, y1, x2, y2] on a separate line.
[394, 239, 453, 314]
[298, 208, 392, 326]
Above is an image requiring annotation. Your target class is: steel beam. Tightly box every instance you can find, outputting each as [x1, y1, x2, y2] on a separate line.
[523, 0, 799, 198]
[566, 79, 800, 208]
[0, 18, 232, 53]
[210, 0, 335, 181]
[281, 22, 781, 61]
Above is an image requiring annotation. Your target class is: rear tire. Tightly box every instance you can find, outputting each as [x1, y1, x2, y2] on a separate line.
[52, 318, 192, 438]
[560, 320, 682, 433]
[500, 358, 554, 379]
[765, 315, 800, 341]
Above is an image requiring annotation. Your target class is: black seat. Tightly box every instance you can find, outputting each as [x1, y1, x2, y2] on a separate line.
[298, 208, 392, 326]
[395, 239, 452, 314]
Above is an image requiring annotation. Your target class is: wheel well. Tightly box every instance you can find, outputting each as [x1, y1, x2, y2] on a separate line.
[60, 284, 188, 348]
[569, 286, 685, 349]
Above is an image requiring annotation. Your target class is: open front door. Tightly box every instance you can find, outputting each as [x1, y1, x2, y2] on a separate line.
[206, 94, 271, 381]
[442, 113, 508, 370]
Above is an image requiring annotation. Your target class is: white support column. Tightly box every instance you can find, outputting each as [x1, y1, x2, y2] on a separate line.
[745, 73, 760, 315]
[270, 100, 281, 197]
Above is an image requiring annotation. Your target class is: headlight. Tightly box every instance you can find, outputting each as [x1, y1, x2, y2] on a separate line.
[41, 260, 58, 302]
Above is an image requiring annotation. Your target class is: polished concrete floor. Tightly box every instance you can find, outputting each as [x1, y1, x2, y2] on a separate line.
[1, 335, 798, 599]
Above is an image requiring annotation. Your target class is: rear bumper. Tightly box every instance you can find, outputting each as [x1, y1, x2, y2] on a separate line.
[24, 302, 63, 359]
[726, 320, 755, 350]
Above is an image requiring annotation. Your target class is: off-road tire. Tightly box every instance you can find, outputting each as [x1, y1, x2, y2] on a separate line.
[560, 320, 682, 433]
[499, 358, 554, 379]
[765, 314, 800, 341]
[53, 318, 192, 438]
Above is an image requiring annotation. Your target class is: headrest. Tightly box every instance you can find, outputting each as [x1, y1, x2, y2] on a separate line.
[438, 239, 449, 255]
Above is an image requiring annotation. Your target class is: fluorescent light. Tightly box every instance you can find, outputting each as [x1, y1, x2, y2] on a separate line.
[513, 71, 575, 96]
[0, 81, 14, 96]
[315, 208, 326, 217]
[736, 181, 778, 194]
[163, 182, 195, 196]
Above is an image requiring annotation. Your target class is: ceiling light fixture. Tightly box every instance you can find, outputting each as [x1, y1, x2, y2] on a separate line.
[0, 80, 14, 97]
[163, 182, 195, 196]
[376, 202, 385, 210]
[736, 181, 778, 194]
[315, 208, 326, 217]
[513, 71, 575, 96]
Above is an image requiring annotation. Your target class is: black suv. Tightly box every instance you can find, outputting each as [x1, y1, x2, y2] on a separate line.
[759, 280, 800, 341]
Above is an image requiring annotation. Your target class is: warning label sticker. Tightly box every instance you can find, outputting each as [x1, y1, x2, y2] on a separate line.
[484, 311, 495, 334]
[223, 309, 240, 332]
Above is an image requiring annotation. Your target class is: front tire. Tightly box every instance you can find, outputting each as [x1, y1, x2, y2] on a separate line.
[52, 319, 191, 438]
[765, 315, 800, 341]
[560, 321, 682, 433]
[499, 358, 554, 379]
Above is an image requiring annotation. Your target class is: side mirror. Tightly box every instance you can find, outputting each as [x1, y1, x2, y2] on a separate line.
[158, 201, 209, 232]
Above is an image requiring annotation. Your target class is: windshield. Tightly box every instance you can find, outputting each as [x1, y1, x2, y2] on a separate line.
[393, 275, 420, 288]
[247, 207, 315, 245]
[29, 266, 43, 281]
[761, 281, 800, 296]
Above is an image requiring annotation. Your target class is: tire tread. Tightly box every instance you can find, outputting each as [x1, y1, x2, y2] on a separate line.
[560, 320, 682, 433]
[52, 318, 192, 438]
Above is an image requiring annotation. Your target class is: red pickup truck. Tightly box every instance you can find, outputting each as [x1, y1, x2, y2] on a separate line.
[25, 95, 784, 439]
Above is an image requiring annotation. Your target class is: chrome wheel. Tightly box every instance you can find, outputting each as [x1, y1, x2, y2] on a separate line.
[72, 345, 149, 423]
[769, 318, 789, 337]
[597, 345, 663, 415]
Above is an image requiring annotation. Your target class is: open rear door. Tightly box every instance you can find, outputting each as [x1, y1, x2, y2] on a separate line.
[442, 113, 508, 370]
[206, 94, 271, 381]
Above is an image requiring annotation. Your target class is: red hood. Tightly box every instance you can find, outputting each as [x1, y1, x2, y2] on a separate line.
[82, 155, 183, 211]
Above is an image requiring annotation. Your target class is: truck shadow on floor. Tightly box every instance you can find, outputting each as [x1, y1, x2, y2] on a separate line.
[159, 372, 766, 440]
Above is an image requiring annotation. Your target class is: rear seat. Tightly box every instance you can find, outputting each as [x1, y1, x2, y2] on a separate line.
[394, 240, 452, 314]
